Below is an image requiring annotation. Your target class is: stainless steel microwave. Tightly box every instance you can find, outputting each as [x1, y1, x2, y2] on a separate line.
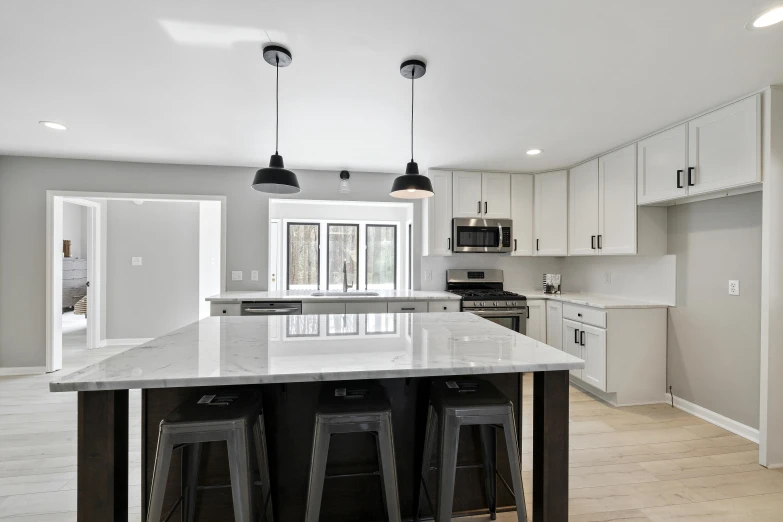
[452, 218, 513, 253]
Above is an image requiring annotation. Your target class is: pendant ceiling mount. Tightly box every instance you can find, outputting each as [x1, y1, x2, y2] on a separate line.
[252, 43, 300, 195]
[400, 59, 426, 80]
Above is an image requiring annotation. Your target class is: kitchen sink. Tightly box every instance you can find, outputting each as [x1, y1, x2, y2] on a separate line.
[310, 291, 380, 297]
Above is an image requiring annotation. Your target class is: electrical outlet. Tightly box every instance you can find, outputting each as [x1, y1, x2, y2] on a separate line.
[728, 280, 740, 296]
[131, 257, 142, 266]
[251, 270, 259, 281]
[232, 271, 243, 281]
[604, 272, 611, 284]
[424, 270, 432, 281]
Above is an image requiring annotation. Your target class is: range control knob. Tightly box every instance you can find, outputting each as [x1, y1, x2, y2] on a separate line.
[480, 302, 485, 307]
[494, 301, 498, 307]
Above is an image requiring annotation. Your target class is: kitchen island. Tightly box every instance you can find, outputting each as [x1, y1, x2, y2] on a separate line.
[51, 312, 583, 521]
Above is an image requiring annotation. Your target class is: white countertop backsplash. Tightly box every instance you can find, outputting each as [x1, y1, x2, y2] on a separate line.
[50, 312, 583, 392]
[512, 289, 669, 309]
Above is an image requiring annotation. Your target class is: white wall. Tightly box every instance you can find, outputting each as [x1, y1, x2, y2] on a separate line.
[106, 200, 201, 340]
[62, 201, 84, 258]
[421, 255, 564, 292]
[199, 201, 222, 319]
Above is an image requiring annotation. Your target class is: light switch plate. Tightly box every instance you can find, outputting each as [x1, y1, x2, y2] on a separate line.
[131, 257, 142, 266]
[232, 271, 243, 281]
[729, 280, 740, 296]
[425, 270, 432, 281]
[604, 272, 611, 284]
[251, 270, 259, 281]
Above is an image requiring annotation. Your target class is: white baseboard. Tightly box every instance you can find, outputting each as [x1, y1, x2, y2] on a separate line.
[0, 366, 47, 376]
[768, 463, 783, 470]
[570, 377, 666, 407]
[103, 338, 153, 347]
[665, 393, 759, 444]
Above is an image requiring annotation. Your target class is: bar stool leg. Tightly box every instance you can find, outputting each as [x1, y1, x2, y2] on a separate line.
[227, 426, 254, 522]
[181, 442, 202, 522]
[147, 429, 174, 522]
[436, 414, 461, 522]
[376, 412, 402, 522]
[501, 414, 527, 522]
[479, 425, 498, 520]
[415, 405, 437, 522]
[254, 414, 274, 522]
[305, 419, 331, 522]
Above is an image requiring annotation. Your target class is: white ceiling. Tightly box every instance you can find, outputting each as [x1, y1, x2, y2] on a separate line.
[2, 0, 783, 174]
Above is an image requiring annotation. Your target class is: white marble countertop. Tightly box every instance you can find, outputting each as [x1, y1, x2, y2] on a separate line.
[512, 289, 669, 309]
[206, 290, 461, 303]
[50, 313, 583, 392]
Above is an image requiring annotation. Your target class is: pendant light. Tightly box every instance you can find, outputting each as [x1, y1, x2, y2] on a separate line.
[252, 44, 300, 194]
[338, 170, 351, 193]
[390, 59, 434, 199]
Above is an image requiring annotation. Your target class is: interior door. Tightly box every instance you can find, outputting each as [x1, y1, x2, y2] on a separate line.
[569, 159, 599, 256]
[482, 172, 511, 219]
[687, 95, 760, 195]
[582, 324, 607, 391]
[563, 319, 583, 379]
[534, 170, 568, 256]
[510, 174, 533, 256]
[426, 170, 453, 256]
[452, 171, 483, 218]
[637, 124, 687, 204]
[599, 144, 637, 255]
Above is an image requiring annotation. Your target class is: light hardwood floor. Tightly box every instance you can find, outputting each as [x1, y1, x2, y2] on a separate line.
[1, 323, 780, 521]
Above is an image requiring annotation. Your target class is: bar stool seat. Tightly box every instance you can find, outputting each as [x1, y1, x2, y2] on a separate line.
[416, 378, 527, 522]
[305, 381, 401, 522]
[147, 389, 273, 522]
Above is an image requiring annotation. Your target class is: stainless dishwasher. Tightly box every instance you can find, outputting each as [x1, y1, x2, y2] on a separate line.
[240, 301, 302, 316]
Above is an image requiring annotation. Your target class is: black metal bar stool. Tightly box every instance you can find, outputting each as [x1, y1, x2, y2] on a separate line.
[305, 381, 401, 522]
[415, 378, 527, 522]
[147, 389, 274, 522]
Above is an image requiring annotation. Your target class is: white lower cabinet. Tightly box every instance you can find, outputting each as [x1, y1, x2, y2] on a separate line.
[581, 324, 607, 391]
[563, 319, 583, 380]
[545, 301, 563, 350]
[387, 301, 428, 313]
[428, 300, 460, 313]
[210, 303, 241, 316]
[525, 300, 547, 343]
[302, 302, 346, 315]
[347, 301, 387, 314]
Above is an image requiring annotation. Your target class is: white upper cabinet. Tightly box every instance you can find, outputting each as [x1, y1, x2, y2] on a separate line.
[510, 174, 534, 256]
[568, 159, 599, 256]
[637, 124, 688, 204]
[534, 170, 568, 256]
[599, 144, 637, 255]
[452, 171, 483, 218]
[687, 95, 760, 195]
[422, 170, 453, 256]
[482, 172, 512, 219]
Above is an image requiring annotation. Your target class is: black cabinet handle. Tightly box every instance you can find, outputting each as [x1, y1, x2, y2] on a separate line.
[591, 235, 596, 249]
[598, 235, 603, 249]
[574, 329, 579, 344]
[580, 331, 586, 346]
[688, 167, 695, 186]
[536, 239, 540, 251]
[401, 307, 415, 311]
[677, 170, 683, 188]
[484, 201, 488, 214]
[478, 201, 481, 214]
[514, 239, 517, 252]
[447, 238, 451, 250]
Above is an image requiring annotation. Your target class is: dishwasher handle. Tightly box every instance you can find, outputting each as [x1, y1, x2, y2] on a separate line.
[243, 307, 299, 315]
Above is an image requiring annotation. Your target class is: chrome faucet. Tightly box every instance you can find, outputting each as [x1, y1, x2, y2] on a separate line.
[343, 261, 349, 292]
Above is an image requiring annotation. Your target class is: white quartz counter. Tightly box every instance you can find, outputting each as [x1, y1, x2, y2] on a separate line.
[511, 290, 669, 309]
[50, 312, 583, 392]
[206, 289, 461, 303]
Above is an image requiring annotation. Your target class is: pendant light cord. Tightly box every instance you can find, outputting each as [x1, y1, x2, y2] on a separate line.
[410, 73, 415, 162]
[275, 56, 279, 155]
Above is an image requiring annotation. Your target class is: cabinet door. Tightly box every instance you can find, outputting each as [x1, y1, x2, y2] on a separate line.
[568, 159, 599, 256]
[482, 172, 511, 219]
[387, 301, 428, 313]
[427, 300, 460, 312]
[424, 170, 453, 256]
[581, 324, 607, 391]
[525, 300, 546, 343]
[687, 95, 760, 195]
[534, 170, 568, 256]
[562, 319, 583, 379]
[452, 171, 483, 218]
[510, 174, 534, 256]
[637, 124, 687, 204]
[599, 144, 637, 255]
[302, 302, 347, 315]
[545, 301, 563, 350]
[347, 301, 387, 314]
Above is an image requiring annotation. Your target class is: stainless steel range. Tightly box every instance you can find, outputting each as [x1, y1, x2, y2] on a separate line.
[446, 269, 528, 335]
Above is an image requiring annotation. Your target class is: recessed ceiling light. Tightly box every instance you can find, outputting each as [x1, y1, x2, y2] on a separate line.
[40, 121, 67, 131]
[527, 149, 542, 156]
[746, 4, 783, 29]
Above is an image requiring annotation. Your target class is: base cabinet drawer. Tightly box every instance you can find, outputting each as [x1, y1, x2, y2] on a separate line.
[347, 301, 388, 314]
[387, 301, 428, 313]
[210, 303, 241, 316]
[302, 302, 347, 315]
[563, 303, 606, 328]
[427, 300, 460, 313]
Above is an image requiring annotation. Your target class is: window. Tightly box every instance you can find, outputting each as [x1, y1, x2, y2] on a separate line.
[327, 224, 359, 290]
[287, 223, 320, 290]
[366, 225, 397, 290]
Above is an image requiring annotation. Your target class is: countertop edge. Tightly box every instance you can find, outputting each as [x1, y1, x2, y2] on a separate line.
[206, 291, 462, 303]
[516, 291, 670, 309]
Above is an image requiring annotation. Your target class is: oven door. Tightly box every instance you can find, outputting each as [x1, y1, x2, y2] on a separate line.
[470, 309, 527, 335]
[452, 218, 512, 253]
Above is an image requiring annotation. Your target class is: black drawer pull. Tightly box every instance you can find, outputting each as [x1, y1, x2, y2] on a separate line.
[574, 329, 579, 344]
[591, 235, 596, 249]
[688, 167, 695, 186]
[514, 239, 517, 251]
[580, 331, 585, 346]
[401, 307, 415, 311]
[677, 169, 683, 188]
[598, 235, 603, 249]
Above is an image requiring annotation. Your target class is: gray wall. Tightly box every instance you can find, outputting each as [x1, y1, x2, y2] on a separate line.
[0, 155, 421, 367]
[106, 200, 200, 339]
[667, 192, 762, 429]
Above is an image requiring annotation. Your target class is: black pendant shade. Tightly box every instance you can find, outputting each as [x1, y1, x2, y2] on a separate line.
[391, 59, 433, 199]
[252, 154, 300, 194]
[252, 44, 300, 195]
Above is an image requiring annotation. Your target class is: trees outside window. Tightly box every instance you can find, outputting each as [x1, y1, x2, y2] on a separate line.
[327, 224, 359, 290]
[366, 225, 396, 290]
[287, 223, 319, 290]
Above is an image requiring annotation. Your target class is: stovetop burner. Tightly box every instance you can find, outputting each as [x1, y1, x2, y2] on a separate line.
[448, 289, 522, 299]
